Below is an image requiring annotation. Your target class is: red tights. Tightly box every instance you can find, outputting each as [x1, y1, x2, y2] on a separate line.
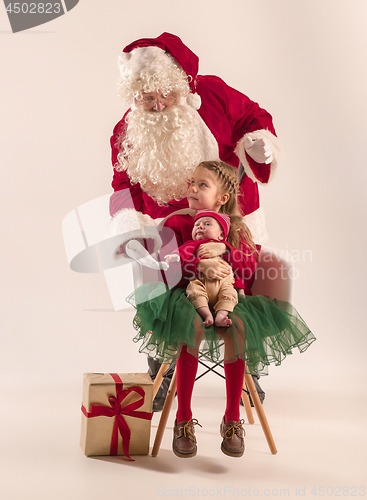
[175, 345, 245, 424]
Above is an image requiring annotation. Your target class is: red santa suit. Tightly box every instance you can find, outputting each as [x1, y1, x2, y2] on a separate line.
[109, 33, 282, 228]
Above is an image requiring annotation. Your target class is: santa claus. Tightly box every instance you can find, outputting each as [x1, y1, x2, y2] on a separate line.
[109, 32, 282, 268]
[109, 33, 279, 411]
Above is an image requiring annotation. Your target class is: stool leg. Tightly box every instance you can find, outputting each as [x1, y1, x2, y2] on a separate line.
[151, 368, 177, 457]
[241, 380, 255, 424]
[244, 372, 277, 455]
[153, 362, 170, 399]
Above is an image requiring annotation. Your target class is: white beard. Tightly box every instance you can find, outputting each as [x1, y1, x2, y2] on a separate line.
[116, 104, 219, 204]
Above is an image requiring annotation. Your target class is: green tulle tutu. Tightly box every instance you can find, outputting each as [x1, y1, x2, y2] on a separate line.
[127, 282, 316, 376]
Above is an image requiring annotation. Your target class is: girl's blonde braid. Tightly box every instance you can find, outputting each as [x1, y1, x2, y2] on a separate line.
[210, 162, 239, 195]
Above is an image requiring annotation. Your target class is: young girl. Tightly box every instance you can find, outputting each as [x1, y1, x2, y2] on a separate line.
[128, 160, 315, 459]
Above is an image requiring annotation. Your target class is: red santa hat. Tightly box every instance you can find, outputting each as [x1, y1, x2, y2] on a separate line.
[194, 210, 231, 240]
[118, 32, 202, 109]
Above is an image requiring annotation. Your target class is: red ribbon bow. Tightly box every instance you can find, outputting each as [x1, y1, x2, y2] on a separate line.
[81, 373, 153, 461]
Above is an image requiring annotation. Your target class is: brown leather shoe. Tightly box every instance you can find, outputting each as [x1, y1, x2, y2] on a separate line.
[220, 416, 245, 457]
[172, 419, 202, 458]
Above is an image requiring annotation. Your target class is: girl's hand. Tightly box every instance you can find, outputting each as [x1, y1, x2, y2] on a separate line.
[197, 258, 231, 279]
[164, 254, 180, 263]
[237, 289, 245, 297]
[197, 242, 226, 259]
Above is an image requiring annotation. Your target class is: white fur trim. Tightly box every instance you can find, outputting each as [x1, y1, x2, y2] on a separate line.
[190, 107, 220, 161]
[108, 208, 162, 261]
[235, 129, 283, 185]
[109, 208, 157, 235]
[186, 93, 201, 110]
[157, 208, 196, 228]
[118, 46, 173, 80]
[243, 207, 268, 245]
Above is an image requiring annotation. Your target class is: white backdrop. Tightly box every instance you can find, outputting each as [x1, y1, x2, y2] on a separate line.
[1, 0, 366, 387]
[1, 1, 367, 498]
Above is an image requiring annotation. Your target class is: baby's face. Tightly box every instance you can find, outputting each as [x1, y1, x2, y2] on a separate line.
[192, 217, 224, 241]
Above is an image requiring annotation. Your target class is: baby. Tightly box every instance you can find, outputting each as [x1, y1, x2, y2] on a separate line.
[165, 210, 238, 328]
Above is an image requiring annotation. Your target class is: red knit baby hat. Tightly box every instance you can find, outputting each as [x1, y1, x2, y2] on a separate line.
[194, 210, 230, 240]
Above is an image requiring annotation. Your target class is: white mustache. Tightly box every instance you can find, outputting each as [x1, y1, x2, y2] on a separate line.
[117, 104, 206, 203]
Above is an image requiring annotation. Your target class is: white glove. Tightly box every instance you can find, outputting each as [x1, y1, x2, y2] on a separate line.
[126, 240, 169, 270]
[164, 254, 180, 263]
[244, 136, 273, 165]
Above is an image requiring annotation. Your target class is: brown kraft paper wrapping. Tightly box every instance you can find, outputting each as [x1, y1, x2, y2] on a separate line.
[80, 373, 153, 458]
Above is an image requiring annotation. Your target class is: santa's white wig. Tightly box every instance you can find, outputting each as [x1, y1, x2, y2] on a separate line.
[117, 46, 191, 107]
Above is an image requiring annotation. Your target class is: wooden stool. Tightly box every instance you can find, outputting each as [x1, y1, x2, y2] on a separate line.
[151, 362, 277, 456]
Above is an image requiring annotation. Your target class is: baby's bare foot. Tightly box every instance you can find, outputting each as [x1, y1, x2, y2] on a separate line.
[197, 307, 214, 327]
[215, 310, 232, 328]
[204, 317, 214, 327]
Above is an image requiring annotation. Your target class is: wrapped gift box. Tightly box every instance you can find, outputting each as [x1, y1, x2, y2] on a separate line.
[80, 372, 153, 459]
